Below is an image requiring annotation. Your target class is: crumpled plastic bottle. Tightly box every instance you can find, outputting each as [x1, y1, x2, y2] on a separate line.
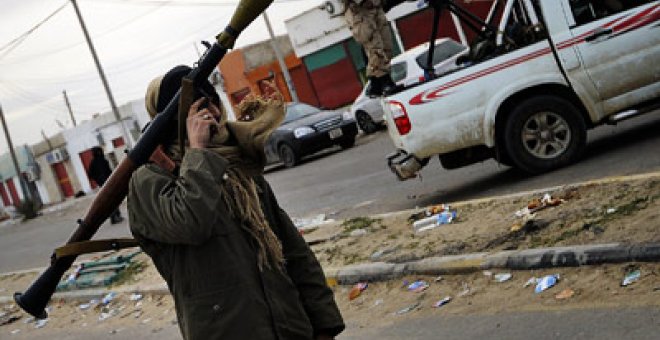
[535, 275, 559, 293]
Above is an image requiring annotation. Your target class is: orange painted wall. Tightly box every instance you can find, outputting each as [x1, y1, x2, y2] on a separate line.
[245, 54, 319, 106]
[218, 50, 319, 108]
[218, 50, 256, 105]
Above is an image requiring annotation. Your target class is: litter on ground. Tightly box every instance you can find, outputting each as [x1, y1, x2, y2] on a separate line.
[494, 273, 512, 282]
[555, 288, 575, 300]
[432, 296, 452, 308]
[349, 282, 368, 300]
[395, 302, 420, 315]
[535, 275, 559, 293]
[407, 280, 429, 293]
[621, 269, 641, 287]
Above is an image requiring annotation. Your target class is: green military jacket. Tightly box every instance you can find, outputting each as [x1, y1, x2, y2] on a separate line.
[127, 149, 344, 340]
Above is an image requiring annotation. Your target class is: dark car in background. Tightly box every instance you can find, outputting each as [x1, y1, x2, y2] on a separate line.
[265, 102, 358, 168]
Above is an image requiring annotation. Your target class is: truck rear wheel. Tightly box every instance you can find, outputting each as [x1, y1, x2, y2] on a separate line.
[504, 95, 586, 174]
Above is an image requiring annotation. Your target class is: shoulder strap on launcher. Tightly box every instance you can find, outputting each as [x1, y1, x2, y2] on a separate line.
[178, 76, 196, 158]
[52, 219, 138, 260]
[53, 238, 139, 260]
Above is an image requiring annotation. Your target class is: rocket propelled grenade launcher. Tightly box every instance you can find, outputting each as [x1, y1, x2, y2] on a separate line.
[14, 0, 274, 320]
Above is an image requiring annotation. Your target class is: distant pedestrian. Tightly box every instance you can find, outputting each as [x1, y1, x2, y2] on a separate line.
[87, 146, 124, 224]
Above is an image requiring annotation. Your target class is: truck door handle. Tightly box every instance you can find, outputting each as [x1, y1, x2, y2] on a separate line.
[585, 27, 613, 42]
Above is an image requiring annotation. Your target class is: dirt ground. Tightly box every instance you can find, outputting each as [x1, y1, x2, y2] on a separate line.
[2, 174, 658, 294]
[306, 176, 660, 268]
[1, 175, 659, 338]
[1, 263, 658, 339]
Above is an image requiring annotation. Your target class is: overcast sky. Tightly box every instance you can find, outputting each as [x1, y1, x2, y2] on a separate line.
[0, 0, 322, 150]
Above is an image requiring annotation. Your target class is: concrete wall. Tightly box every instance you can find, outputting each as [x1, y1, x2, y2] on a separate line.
[285, 1, 424, 58]
[11, 177, 23, 201]
[242, 36, 294, 71]
[31, 133, 67, 204]
[0, 145, 32, 179]
[0, 145, 38, 205]
[285, 3, 353, 58]
[62, 101, 146, 194]
[34, 156, 59, 204]
[62, 120, 100, 194]
[129, 99, 152, 132]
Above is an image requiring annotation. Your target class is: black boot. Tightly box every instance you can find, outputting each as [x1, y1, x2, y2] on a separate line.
[110, 210, 124, 224]
[365, 76, 383, 97]
[380, 74, 400, 96]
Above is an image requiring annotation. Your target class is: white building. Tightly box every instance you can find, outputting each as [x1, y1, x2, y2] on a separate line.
[0, 145, 39, 207]
[62, 102, 143, 194]
[30, 132, 82, 204]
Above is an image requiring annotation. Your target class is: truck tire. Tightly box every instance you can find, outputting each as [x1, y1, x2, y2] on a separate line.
[504, 95, 586, 174]
[356, 111, 379, 134]
[279, 143, 299, 168]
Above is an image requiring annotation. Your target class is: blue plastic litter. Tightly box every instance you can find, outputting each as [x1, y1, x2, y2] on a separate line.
[535, 275, 558, 293]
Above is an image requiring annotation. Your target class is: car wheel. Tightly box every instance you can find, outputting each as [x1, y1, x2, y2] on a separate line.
[278, 143, 299, 168]
[356, 111, 379, 134]
[504, 95, 586, 174]
[339, 137, 356, 149]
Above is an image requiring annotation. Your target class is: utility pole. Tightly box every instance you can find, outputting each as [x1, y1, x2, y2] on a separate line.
[62, 90, 77, 127]
[70, 0, 132, 148]
[262, 12, 299, 102]
[0, 103, 32, 203]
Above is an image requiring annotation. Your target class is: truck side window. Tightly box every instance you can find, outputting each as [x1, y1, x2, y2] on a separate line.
[569, 0, 652, 26]
[391, 62, 407, 83]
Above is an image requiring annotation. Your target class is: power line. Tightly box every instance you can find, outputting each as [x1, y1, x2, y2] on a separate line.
[93, 0, 308, 6]
[0, 4, 234, 84]
[0, 1, 70, 60]
[1, 0, 308, 67]
[0, 0, 311, 62]
[0, 0, 312, 122]
[0, 82, 65, 114]
[0, 2, 166, 66]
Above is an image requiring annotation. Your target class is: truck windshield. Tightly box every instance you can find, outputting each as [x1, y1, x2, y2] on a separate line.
[415, 40, 466, 69]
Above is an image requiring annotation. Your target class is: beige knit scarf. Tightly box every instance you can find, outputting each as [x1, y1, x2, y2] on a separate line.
[146, 78, 286, 271]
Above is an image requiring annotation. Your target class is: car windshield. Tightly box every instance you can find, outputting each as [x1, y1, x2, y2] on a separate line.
[415, 40, 466, 69]
[285, 103, 320, 123]
[390, 62, 407, 83]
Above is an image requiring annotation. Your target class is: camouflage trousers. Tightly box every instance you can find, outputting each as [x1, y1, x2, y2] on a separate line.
[345, 4, 392, 78]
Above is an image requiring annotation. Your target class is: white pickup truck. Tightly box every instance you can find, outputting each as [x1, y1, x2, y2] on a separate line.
[384, 0, 659, 179]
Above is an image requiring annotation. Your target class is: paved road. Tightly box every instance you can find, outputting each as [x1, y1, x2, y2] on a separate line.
[8, 306, 659, 340]
[0, 112, 658, 273]
[340, 306, 660, 340]
[265, 112, 660, 219]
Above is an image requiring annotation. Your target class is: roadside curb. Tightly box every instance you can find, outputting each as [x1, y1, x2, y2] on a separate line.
[325, 242, 660, 285]
[3, 242, 656, 305]
[2, 171, 659, 305]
